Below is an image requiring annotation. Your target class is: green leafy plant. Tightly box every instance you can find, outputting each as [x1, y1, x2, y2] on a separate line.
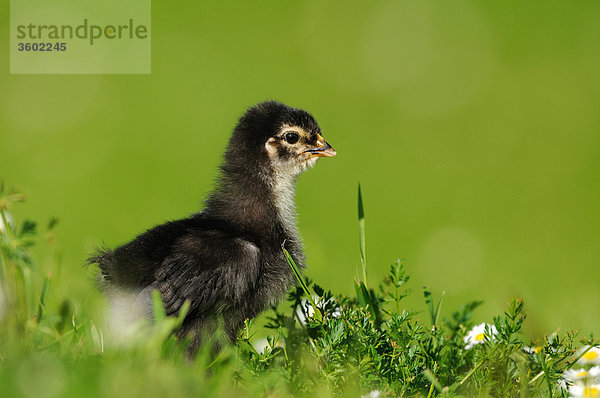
[0, 181, 598, 397]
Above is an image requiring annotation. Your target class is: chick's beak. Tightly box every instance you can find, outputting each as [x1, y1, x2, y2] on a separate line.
[304, 134, 337, 158]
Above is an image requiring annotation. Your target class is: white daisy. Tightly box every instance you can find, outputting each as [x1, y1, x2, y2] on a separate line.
[463, 322, 498, 349]
[558, 378, 568, 391]
[578, 346, 600, 366]
[523, 346, 543, 355]
[564, 367, 600, 383]
[569, 383, 600, 398]
[361, 390, 381, 398]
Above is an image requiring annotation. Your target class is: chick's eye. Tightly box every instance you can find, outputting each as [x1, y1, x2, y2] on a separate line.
[284, 132, 299, 144]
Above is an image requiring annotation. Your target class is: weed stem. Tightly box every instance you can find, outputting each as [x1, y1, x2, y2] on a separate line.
[459, 343, 500, 386]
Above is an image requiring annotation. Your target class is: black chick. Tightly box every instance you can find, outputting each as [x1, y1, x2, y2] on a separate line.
[89, 101, 336, 352]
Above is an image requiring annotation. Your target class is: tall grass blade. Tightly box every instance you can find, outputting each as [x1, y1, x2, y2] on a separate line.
[423, 287, 445, 329]
[354, 278, 380, 325]
[358, 183, 367, 287]
[36, 272, 51, 321]
[282, 244, 322, 321]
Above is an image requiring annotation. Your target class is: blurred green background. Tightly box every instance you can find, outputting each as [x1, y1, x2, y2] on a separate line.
[1, 0, 599, 337]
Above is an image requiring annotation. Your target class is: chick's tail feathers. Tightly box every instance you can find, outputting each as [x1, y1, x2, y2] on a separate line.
[86, 247, 116, 283]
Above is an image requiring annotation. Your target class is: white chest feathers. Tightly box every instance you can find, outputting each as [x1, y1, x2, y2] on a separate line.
[271, 173, 297, 234]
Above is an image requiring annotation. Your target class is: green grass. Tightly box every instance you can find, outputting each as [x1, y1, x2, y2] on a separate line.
[0, 182, 598, 397]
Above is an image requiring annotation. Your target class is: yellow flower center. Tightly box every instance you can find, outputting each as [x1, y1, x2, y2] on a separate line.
[584, 386, 599, 398]
[534, 346, 542, 354]
[583, 351, 599, 361]
[475, 333, 485, 341]
[578, 371, 588, 377]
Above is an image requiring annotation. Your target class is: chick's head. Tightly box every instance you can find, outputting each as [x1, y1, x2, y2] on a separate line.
[230, 101, 336, 177]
